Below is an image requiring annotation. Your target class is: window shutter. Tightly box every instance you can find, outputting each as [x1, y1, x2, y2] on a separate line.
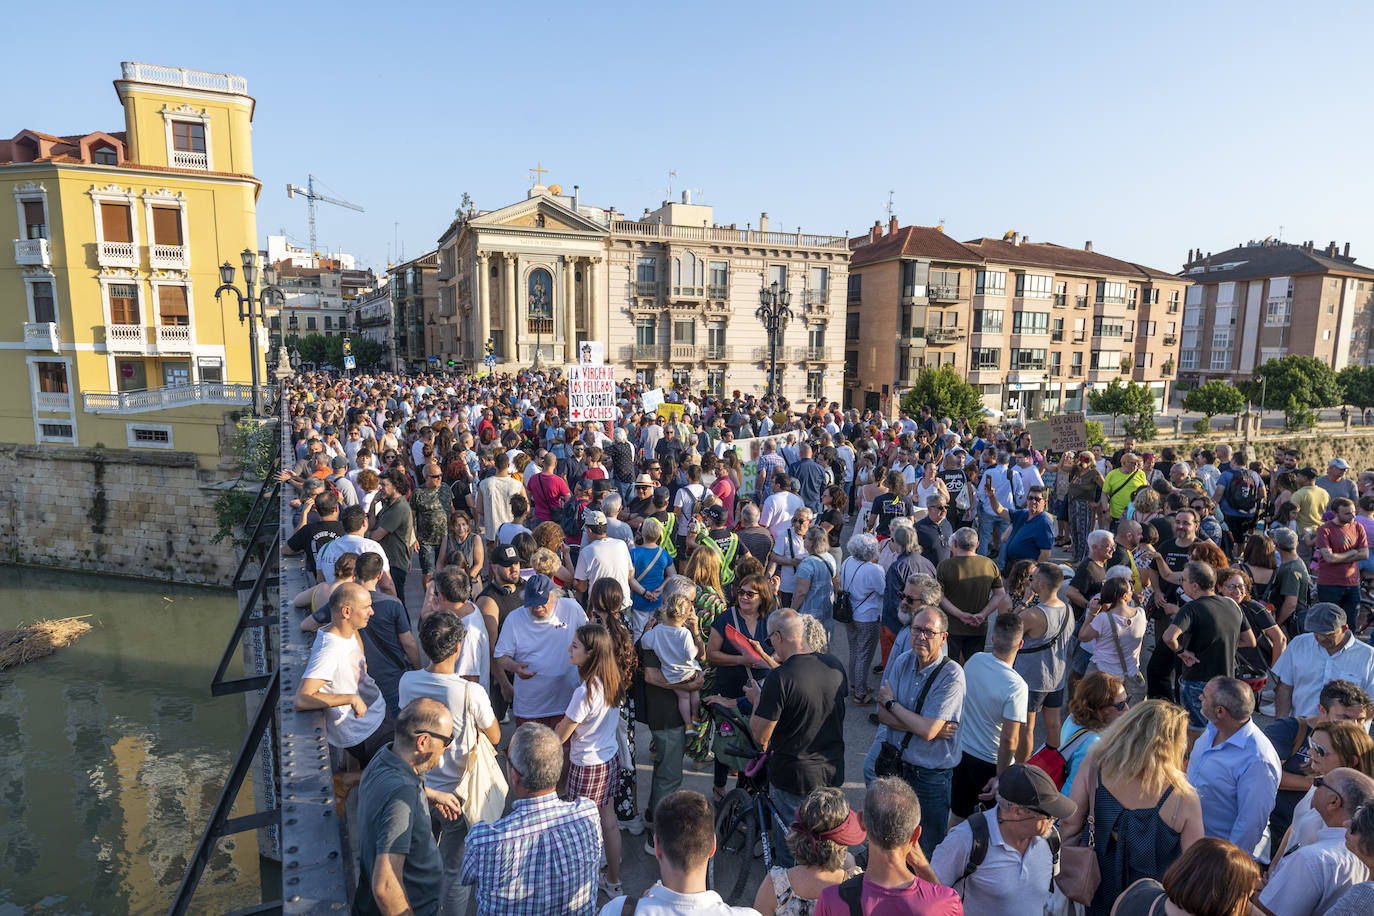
[23, 200, 45, 235]
[158, 285, 188, 325]
[152, 206, 182, 245]
[110, 284, 140, 324]
[101, 203, 132, 242]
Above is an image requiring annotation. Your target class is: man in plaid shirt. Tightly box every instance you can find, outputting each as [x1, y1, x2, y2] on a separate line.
[461, 722, 602, 914]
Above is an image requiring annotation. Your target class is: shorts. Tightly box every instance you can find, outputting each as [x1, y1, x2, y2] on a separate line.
[950, 752, 999, 819]
[567, 757, 616, 807]
[1071, 645, 1093, 676]
[417, 542, 440, 574]
[1180, 679, 1207, 729]
[1026, 683, 1066, 714]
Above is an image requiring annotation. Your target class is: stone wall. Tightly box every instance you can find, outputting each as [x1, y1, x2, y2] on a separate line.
[0, 442, 239, 585]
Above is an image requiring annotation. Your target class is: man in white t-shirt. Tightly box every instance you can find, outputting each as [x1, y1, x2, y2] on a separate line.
[574, 510, 635, 614]
[494, 574, 587, 726]
[422, 568, 490, 691]
[318, 505, 397, 595]
[294, 581, 390, 772]
[951, 612, 1028, 824]
[759, 476, 805, 542]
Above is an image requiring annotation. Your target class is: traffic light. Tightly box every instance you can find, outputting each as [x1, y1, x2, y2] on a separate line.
[342, 337, 352, 355]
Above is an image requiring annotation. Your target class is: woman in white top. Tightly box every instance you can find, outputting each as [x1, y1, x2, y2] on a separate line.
[912, 460, 949, 509]
[555, 622, 626, 899]
[839, 533, 886, 705]
[1079, 577, 1147, 704]
[1270, 720, 1373, 863]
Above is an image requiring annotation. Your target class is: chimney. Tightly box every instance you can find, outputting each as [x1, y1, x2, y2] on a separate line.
[1187, 248, 1194, 263]
[1329, 241, 1338, 257]
[871, 220, 881, 243]
[888, 216, 899, 236]
[1012, 232, 1022, 246]
[572, 184, 579, 210]
[682, 189, 690, 204]
[1084, 240, 1093, 252]
[759, 212, 770, 232]
[1023, 235, 1030, 244]
[1344, 242, 1351, 258]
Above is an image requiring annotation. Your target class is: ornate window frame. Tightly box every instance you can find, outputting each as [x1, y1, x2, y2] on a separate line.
[97, 267, 144, 327]
[88, 183, 141, 251]
[22, 268, 60, 324]
[12, 180, 50, 237]
[141, 188, 190, 268]
[147, 270, 197, 338]
[28, 355, 77, 444]
[160, 104, 213, 170]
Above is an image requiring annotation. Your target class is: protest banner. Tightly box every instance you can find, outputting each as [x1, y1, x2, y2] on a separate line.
[566, 364, 616, 423]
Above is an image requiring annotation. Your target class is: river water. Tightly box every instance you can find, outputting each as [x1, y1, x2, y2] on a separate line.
[0, 566, 271, 915]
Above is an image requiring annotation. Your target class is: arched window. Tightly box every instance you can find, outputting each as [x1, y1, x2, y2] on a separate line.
[527, 269, 553, 318]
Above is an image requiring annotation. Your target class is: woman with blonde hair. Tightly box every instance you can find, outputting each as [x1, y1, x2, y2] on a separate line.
[531, 520, 575, 587]
[1062, 699, 1204, 916]
[1270, 719, 1374, 862]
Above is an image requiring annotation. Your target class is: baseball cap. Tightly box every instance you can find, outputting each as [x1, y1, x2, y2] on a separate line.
[1271, 527, 1298, 551]
[321, 424, 336, 435]
[1298, 466, 1319, 480]
[1330, 458, 1351, 470]
[702, 504, 725, 523]
[523, 573, 554, 608]
[1304, 602, 1347, 634]
[331, 456, 348, 470]
[583, 509, 608, 528]
[491, 544, 521, 567]
[653, 486, 670, 503]
[998, 764, 1078, 820]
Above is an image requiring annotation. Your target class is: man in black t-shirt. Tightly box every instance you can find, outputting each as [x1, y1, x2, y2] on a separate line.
[285, 490, 344, 579]
[747, 609, 847, 867]
[1163, 560, 1256, 731]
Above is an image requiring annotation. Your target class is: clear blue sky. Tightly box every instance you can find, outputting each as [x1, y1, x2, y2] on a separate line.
[9, 1, 1373, 274]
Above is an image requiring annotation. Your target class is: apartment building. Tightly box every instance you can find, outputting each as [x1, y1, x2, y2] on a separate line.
[353, 284, 395, 369]
[263, 257, 378, 353]
[436, 184, 850, 402]
[1177, 240, 1374, 384]
[0, 61, 261, 464]
[847, 223, 1186, 417]
[389, 251, 438, 371]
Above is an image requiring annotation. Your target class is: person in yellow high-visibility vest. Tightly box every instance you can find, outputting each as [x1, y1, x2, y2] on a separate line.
[692, 502, 741, 587]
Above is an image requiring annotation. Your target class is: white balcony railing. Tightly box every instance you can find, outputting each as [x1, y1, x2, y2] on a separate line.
[170, 150, 209, 170]
[149, 243, 190, 269]
[83, 381, 255, 414]
[156, 324, 193, 353]
[121, 61, 248, 95]
[98, 240, 137, 268]
[106, 323, 149, 354]
[35, 391, 70, 412]
[14, 237, 51, 267]
[24, 321, 60, 351]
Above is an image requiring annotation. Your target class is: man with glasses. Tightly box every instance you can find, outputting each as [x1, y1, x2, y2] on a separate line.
[872, 600, 965, 855]
[984, 483, 1054, 571]
[410, 462, 453, 594]
[355, 697, 457, 916]
[1259, 767, 1374, 916]
[915, 497, 954, 566]
[1272, 602, 1374, 719]
[1264, 678, 1373, 856]
[1185, 676, 1281, 857]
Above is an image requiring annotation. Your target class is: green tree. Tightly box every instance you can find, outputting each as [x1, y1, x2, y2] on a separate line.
[1338, 365, 1374, 411]
[1124, 410, 1158, 442]
[1181, 379, 1245, 432]
[900, 366, 985, 422]
[1087, 378, 1152, 436]
[1241, 354, 1341, 412]
[1084, 419, 1106, 448]
[288, 333, 328, 366]
[1284, 394, 1316, 431]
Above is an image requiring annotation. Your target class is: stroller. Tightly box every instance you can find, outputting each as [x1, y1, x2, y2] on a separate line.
[698, 699, 768, 787]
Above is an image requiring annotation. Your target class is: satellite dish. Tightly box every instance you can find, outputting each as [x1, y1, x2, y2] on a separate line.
[548, 184, 563, 196]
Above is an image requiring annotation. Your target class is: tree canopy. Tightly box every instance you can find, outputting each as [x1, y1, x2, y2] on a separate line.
[1240, 355, 1341, 411]
[1087, 378, 1153, 435]
[1181, 379, 1245, 419]
[1338, 365, 1374, 410]
[286, 333, 384, 373]
[900, 366, 985, 421]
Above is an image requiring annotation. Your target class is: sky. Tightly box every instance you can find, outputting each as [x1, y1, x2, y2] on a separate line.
[9, 1, 1374, 275]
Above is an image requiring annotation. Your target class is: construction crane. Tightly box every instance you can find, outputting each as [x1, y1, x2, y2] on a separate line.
[285, 174, 363, 264]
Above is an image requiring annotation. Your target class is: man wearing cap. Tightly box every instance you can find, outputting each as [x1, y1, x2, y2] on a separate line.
[1272, 602, 1374, 718]
[495, 575, 587, 730]
[1314, 497, 1369, 630]
[1318, 458, 1359, 503]
[574, 508, 635, 618]
[931, 763, 1075, 916]
[477, 544, 526, 721]
[1269, 526, 1312, 637]
[694, 502, 744, 591]
[326, 455, 359, 508]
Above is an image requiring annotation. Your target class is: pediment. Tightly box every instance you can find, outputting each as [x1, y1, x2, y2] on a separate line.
[468, 195, 607, 236]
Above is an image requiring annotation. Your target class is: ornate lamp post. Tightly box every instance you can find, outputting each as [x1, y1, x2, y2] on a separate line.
[216, 249, 283, 412]
[757, 280, 793, 400]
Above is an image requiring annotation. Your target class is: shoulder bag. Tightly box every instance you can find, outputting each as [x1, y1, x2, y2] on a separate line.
[1056, 762, 1102, 904]
[455, 685, 508, 827]
[873, 658, 950, 777]
[1105, 609, 1147, 695]
[833, 562, 855, 623]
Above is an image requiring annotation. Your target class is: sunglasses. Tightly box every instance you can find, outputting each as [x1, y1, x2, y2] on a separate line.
[422, 730, 455, 748]
[1111, 700, 1129, 711]
[427, 473, 442, 479]
[1311, 742, 1331, 759]
[737, 589, 760, 599]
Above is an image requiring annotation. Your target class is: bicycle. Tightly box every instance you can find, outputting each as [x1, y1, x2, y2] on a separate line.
[702, 701, 791, 905]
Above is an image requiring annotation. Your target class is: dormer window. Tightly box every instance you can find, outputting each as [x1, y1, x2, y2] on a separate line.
[92, 145, 118, 165]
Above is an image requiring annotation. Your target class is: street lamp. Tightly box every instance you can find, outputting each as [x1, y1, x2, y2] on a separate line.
[757, 280, 792, 400]
[215, 248, 284, 413]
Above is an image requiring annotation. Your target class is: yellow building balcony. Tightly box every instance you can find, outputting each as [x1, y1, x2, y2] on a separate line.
[170, 150, 209, 170]
[155, 324, 193, 354]
[24, 321, 60, 352]
[82, 381, 255, 414]
[35, 390, 72, 412]
[149, 243, 190, 270]
[106, 323, 150, 355]
[98, 240, 138, 269]
[14, 237, 51, 267]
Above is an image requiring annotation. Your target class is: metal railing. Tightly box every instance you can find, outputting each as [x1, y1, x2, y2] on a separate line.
[83, 381, 255, 413]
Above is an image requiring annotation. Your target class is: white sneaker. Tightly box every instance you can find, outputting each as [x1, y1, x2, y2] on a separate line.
[598, 875, 624, 899]
[618, 814, 646, 835]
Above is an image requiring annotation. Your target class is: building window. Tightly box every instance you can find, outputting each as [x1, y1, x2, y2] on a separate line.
[845, 351, 858, 375]
[1266, 299, 1292, 326]
[1014, 274, 1053, 299]
[1127, 288, 1138, 310]
[1010, 348, 1047, 370]
[809, 266, 828, 292]
[1049, 351, 1062, 376]
[157, 285, 189, 326]
[172, 121, 206, 154]
[1139, 320, 1156, 337]
[1093, 317, 1124, 338]
[1090, 350, 1122, 370]
[971, 348, 1000, 370]
[847, 274, 862, 303]
[127, 424, 174, 449]
[32, 281, 56, 324]
[768, 264, 788, 290]
[109, 283, 140, 324]
[1212, 328, 1233, 351]
[671, 369, 691, 387]
[1071, 352, 1084, 375]
[21, 198, 47, 239]
[1012, 311, 1050, 334]
[1210, 349, 1232, 371]
[672, 320, 696, 344]
[709, 261, 728, 298]
[636, 318, 657, 347]
[707, 369, 725, 397]
[806, 370, 824, 399]
[306, 316, 317, 330]
[637, 368, 655, 387]
[902, 261, 918, 298]
[846, 313, 860, 340]
[270, 315, 281, 330]
[39, 422, 75, 441]
[324, 316, 333, 330]
[1137, 351, 1154, 369]
[973, 309, 1003, 333]
[1096, 281, 1127, 304]
[708, 322, 726, 356]
[975, 270, 1006, 296]
[101, 202, 133, 243]
[150, 205, 183, 246]
[37, 361, 68, 394]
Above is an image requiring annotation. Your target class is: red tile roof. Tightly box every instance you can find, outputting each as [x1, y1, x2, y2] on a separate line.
[849, 225, 981, 267]
[960, 238, 1179, 282]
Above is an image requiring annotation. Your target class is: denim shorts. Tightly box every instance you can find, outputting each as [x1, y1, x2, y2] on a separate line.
[1180, 679, 1207, 728]
[416, 542, 440, 574]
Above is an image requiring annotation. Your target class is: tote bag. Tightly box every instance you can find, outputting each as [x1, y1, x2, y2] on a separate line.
[456, 687, 508, 827]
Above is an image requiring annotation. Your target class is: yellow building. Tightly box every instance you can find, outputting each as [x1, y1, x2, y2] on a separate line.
[1, 61, 263, 466]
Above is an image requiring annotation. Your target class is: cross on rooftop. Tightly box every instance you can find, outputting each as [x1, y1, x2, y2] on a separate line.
[529, 161, 548, 185]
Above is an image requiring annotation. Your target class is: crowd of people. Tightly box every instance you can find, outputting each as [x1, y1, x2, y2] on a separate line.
[280, 367, 1374, 915]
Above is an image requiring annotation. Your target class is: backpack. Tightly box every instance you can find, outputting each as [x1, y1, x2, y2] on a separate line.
[560, 497, 585, 538]
[1025, 726, 1092, 788]
[956, 809, 1061, 893]
[1225, 470, 1261, 512]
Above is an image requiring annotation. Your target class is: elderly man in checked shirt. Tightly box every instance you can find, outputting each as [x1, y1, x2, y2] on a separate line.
[462, 723, 602, 915]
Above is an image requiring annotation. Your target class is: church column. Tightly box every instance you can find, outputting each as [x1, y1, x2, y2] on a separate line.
[564, 256, 578, 363]
[503, 253, 518, 362]
[589, 256, 607, 351]
[476, 251, 490, 362]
